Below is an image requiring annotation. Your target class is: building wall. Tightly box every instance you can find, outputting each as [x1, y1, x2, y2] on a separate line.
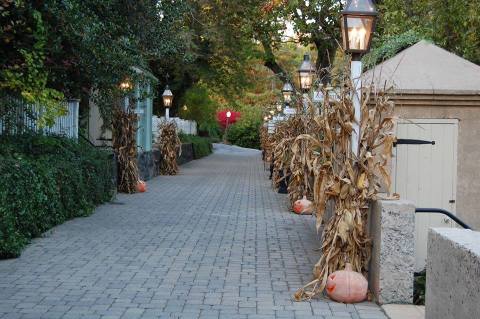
[393, 95, 480, 229]
[88, 100, 112, 147]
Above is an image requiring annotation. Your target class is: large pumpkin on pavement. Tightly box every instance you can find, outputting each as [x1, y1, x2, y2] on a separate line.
[325, 263, 368, 303]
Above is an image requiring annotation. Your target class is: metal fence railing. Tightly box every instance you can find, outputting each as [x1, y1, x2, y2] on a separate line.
[0, 97, 79, 139]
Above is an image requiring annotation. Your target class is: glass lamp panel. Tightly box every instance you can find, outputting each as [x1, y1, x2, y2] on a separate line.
[299, 71, 313, 90]
[163, 96, 173, 107]
[283, 91, 292, 103]
[346, 16, 373, 52]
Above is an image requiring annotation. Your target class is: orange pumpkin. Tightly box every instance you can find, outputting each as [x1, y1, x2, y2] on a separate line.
[325, 263, 368, 303]
[293, 196, 313, 215]
[137, 180, 147, 193]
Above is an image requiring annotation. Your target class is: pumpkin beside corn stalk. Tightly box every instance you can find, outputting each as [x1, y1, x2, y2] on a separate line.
[292, 75, 397, 301]
[112, 107, 139, 194]
[266, 113, 321, 209]
[157, 121, 182, 175]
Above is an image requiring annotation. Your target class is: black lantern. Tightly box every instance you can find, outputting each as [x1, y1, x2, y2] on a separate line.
[297, 54, 315, 91]
[341, 0, 377, 55]
[282, 82, 294, 103]
[162, 85, 173, 108]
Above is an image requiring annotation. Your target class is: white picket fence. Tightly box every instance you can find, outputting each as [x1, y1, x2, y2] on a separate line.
[0, 97, 79, 139]
[152, 116, 197, 140]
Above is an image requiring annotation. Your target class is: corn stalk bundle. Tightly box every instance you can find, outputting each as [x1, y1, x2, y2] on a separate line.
[271, 117, 300, 190]
[157, 121, 182, 175]
[260, 126, 273, 162]
[294, 79, 396, 301]
[112, 107, 139, 194]
[286, 114, 323, 207]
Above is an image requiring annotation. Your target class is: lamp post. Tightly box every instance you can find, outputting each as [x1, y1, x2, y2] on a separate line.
[120, 80, 132, 111]
[341, 0, 377, 156]
[162, 85, 173, 120]
[282, 82, 294, 105]
[297, 54, 315, 113]
[224, 111, 232, 143]
[226, 111, 231, 126]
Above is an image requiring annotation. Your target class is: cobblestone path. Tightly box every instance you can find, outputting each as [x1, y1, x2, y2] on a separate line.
[0, 144, 387, 319]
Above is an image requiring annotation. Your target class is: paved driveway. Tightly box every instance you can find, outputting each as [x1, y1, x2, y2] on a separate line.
[0, 144, 387, 319]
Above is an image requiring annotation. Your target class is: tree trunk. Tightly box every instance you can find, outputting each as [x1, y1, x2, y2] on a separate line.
[261, 39, 289, 84]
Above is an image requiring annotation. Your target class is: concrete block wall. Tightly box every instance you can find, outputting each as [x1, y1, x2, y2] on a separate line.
[426, 228, 480, 319]
[369, 199, 416, 304]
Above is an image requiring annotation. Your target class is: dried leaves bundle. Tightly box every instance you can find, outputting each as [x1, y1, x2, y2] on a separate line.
[112, 107, 139, 194]
[293, 76, 396, 301]
[264, 113, 322, 208]
[260, 126, 273, 162]
[271, 118, 297, 191]
[157, 121, 182, 175]
[287, 115, 323, 207]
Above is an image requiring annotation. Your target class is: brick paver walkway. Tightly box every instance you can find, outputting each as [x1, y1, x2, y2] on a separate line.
[0, 144, 387, 319]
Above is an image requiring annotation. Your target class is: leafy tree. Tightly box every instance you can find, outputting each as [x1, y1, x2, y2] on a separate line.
[178, 84, 220, 137]
[0, 1, 65, 126]
[1, 0, 188, 126]
[376, 0, 480, 64]
[285, 0, 343, 81]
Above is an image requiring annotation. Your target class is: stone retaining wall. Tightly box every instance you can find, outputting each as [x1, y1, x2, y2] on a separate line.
[136, 143, 196, 181]
[368, 199, 415, 304]
[426, 228, 480, 319]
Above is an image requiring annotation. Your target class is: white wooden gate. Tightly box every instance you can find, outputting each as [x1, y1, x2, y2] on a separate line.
[392, 119, 458, 271]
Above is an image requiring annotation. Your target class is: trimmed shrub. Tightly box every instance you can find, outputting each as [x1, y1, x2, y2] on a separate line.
[179, 134, 213, 159]
[0, 134, 114, 258]
[226, 118, 262, 149]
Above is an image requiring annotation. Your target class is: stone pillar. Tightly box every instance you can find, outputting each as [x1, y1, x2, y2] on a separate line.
[426, 228, 480, 319]
[368, 199, 415, 304]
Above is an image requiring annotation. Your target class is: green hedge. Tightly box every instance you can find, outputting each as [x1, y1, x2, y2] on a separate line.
[226, 118, 262, 149]
[0, 134, 114, 258]
[179, 134, 213, 159]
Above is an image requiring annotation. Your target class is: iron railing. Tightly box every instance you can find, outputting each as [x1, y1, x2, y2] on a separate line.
[415, 208, 472, 230]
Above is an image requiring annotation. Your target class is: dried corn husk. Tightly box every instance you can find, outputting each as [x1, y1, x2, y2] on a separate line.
[290, 69, 396, 301]
[112, 106, 140, 194]
[156, 121, 182, 175]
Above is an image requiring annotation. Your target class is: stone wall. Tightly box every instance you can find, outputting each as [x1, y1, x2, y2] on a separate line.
[136, 144, 195, 181]
[137, 150, 159, 181]
[177, 143, 194, 165]
[426, 228, 480, 319]
[368, 199, 415, 304]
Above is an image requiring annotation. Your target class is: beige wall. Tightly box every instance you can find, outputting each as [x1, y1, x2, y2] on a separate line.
[394, 102, 480, 229]
[88, 101, 112, 147]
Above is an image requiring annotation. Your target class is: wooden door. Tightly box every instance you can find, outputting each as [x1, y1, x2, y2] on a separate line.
[392, 119, 458, 271]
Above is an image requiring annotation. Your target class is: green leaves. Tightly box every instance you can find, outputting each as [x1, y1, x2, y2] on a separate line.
[0, 4, 65, 126]
[376, 0, 480, 65]
[0, 134, 114, 258]
[362, 30, 426, 70]
[179, 134, 213, 159]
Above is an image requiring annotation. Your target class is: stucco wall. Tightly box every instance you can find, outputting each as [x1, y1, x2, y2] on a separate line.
[426, 228, 480, 319]
[395, 104, 480, 229]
